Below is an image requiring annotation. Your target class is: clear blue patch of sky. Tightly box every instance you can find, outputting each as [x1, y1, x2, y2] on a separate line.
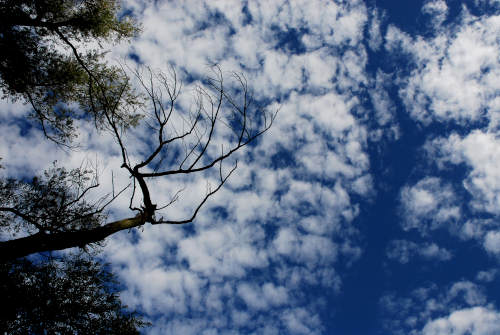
[271, 25, 308, 54]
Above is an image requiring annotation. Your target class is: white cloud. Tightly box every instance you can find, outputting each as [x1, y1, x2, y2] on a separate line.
[0, 123, 60, 178]
[419, 243, 453, 261]
[369, 70, 398, 137]
[422, 0, 449, 26]
[94, 0, 375, 333]
[0, 0, 441, 333]
[273, 227, 338, 264]
[367, 8, 383, 51]
[484, 231, 500, 255]
[281, 307, 323, 335]
[380, 280, 494, 335]
[237, 282, 288, 311]
[99, 1, 500, 333]
[386, 9, 500, 126]
[422, 131, 500, 255]
[448, 281, 487, 306]
[476, 269, 498, 282]
[2, 0, 499, 334]
[399, 177, 461, 234]
[422, 306, 500, 335]
[429, 131, 500, 215]
[386, 239, 452, 264]
[474, 0, 500, 7]
[177, 224, 269, 277]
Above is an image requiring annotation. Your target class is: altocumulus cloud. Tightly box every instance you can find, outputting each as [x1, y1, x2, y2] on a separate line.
[382, 1, 500, 333]
[2, 0, 500, 334]
[103, 0, 373, 333]
[391, 1, 500, 258]
[380, 279, 499, 335]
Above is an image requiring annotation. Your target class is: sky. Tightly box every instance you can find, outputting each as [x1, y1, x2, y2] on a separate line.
[1, 0, 500, 334]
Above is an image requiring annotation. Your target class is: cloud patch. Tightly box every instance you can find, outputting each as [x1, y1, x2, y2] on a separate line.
[399, 177, 461, 234]
[386, 239, 452, 264]
[386, 9, 500, 126]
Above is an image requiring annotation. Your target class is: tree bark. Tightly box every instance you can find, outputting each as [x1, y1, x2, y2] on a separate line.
[0, 214, 145, 262]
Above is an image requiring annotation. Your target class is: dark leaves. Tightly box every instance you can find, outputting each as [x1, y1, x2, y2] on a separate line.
[0, 163, 106, 237]
[0, 252, 148, 334]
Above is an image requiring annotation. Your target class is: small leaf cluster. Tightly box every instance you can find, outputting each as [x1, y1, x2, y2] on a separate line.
[0, 163, 106, 237]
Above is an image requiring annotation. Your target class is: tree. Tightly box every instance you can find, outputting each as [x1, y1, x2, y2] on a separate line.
[0, 0, 140, 144]
[0, 0, 274, 263]
[0, 62, 276, 262]
[0, 2, 150, 332]
[0, 1, 276, 332]
[0, 1, 275, 332]
[0, 252, 149, 334]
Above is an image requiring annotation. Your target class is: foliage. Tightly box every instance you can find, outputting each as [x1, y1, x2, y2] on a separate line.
[0, 0, 141, 143]
[0, 163, 110, 237]
[0, 3, 148, 332]
[0, 252, 149, 334]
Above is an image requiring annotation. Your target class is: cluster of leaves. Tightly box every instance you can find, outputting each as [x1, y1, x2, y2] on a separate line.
[0, 253, 149, 334]
[0, 0, 141, 143]
[0, 164, 108, 237]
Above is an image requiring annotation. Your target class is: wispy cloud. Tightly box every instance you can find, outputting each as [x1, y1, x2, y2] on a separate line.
[386, 239, 452, 264]
[380, 279, 499, 334]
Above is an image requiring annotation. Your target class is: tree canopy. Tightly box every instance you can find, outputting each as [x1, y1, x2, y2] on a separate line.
[0, 252, 148, 334]
[0, 0, 140, 143]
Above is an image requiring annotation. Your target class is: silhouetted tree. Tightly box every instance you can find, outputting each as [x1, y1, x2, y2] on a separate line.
[0, 64, 276, 261]
[0, 252, 148, 334]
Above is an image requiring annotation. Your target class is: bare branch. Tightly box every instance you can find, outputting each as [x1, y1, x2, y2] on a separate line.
[0, 64, 277, 259]
[157, 187, 185, 211]
[154, 161, 238, 225]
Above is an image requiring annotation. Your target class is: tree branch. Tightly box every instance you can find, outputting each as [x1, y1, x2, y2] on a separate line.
[0, 213, 146, 262]
[154, 161, 238, 225]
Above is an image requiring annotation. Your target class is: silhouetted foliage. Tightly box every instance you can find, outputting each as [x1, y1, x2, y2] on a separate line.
[0, 252, 149, 334]
[0, 164, 107, 237]
[0, 2, 149, 332]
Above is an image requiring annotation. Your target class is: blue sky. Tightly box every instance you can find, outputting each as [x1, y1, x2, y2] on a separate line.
[1, 0, 500, 334]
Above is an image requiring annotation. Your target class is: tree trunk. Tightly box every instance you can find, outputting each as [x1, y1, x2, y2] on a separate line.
[0, 215, 144, 262]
